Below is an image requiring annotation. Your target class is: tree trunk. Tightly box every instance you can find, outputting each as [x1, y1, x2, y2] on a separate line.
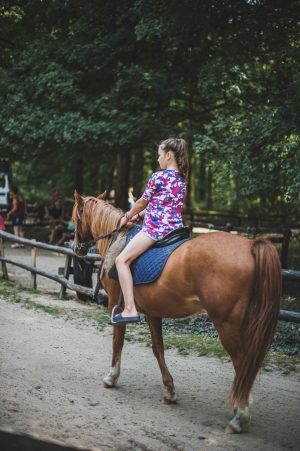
[185, 162, 192, 209]
[131, 147, 145, 197]
[102, 163, 116, 194]
[74, 154, 84, 193]
[185, 134, 194, 209]
[151, 149, 158, 173]
[115, 149, 131, 210]
[198, 158, 206, 202]
[206, 166, 212, 209]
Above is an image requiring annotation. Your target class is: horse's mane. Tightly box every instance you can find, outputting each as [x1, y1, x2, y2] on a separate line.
[73, 196, 124, 256]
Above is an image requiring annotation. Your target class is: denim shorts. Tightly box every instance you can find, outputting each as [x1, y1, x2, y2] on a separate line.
[12, 215, 25, 226]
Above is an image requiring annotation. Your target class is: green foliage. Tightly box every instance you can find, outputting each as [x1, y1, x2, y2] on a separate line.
[0, 1, 299, 216]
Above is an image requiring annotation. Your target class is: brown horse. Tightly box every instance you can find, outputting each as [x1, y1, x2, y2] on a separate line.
[72, 191, 281, 433]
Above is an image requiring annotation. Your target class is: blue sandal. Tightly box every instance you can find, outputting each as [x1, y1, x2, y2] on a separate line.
[111, 313, 141, 324]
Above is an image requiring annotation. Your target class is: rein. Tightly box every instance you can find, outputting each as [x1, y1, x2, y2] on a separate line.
[81, 226, 121, 248]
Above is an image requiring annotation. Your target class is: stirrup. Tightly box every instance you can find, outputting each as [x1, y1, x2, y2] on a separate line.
[110, 305, 123, 324]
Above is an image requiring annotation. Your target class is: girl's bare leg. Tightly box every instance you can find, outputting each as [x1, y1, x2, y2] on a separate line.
[115, 231, 155, 317]
[13, 225, 23, 238]
[19, 226, 24, 238]
[14, 226, 24, 247]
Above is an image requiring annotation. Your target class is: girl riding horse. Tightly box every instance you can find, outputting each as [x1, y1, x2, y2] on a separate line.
[114, 138, 189, 324]
[72, 149, 281, 434]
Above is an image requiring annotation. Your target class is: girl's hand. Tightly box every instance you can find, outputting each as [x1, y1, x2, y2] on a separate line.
[131, 213, 142, 222]
[119, 215, 129, 228]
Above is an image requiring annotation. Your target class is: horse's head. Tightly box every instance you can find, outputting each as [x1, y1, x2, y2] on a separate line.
[72, 190, 106, 256]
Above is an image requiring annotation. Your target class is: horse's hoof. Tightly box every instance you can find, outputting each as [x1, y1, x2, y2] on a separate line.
[102, 376, 115, 388]
[102, 365, 120, 388]
[227, 417, 242, 433]
[225, 424, 238, 434]
[226, 411, 250, 434]
[161, 393, 177, 404]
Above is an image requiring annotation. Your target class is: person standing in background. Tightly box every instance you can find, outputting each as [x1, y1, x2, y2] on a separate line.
[7, 186, 26, 248]
[51, 186, 59, 205]
[128, 186, 136, 209]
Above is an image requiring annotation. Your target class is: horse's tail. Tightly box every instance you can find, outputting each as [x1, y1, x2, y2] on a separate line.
[229, 239, 281, 407]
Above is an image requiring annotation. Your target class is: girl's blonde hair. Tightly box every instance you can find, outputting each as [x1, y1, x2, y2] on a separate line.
[160, 138, 189, 180]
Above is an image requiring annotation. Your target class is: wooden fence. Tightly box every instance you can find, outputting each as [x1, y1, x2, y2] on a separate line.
[182, 208, 299, 229]
[183, 211, 295, 269]
[7, 205, 299, 269]
[0, 230, 299, 323]
[0, 230, 104, 302]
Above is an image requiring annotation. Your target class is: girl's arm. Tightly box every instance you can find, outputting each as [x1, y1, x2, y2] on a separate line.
[131, 208, 146, 221]
[127, 198, 148, 218]
[120, 198, 148, 227]
[7, 198, 18, 218]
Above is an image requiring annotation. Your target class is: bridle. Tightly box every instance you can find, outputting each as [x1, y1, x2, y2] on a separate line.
[73, 202, 122, 256]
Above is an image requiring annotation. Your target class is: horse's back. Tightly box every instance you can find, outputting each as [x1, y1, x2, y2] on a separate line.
[191, 231, 254, 271]
[135, 231, 255, 319]
[187, 232, 255, 318]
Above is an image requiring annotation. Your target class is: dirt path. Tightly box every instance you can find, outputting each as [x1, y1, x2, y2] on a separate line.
[0, 246, 300, 450]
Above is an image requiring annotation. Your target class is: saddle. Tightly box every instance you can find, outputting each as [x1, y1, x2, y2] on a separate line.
[104, 226, 191, 284]
[152, 226, 191, 248]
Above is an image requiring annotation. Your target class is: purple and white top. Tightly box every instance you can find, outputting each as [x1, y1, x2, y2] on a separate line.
[141, 170, 186, 240]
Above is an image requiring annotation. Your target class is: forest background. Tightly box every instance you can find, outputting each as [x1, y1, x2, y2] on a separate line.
[0, 0, 299, 218]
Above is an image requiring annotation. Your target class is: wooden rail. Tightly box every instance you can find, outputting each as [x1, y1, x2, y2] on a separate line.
[0, 231, 101, 261]
[0, 255, 97, 299]
[189, 221, 293, 269]
[182, 209, 299, 229]
[0, 230, 103, 302]
[0, 231, 299, 323]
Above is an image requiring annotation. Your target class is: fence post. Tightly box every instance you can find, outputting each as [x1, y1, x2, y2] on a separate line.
[59, 254, 72, 299]
[0, 237, 8, 280]
[31, 241, 37, 289]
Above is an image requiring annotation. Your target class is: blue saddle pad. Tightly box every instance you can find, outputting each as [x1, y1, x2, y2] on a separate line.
[110, 226, 189, 285]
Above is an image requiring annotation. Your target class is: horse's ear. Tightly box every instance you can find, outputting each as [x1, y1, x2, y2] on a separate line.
[97, 191, 106, 200]
[74, 190, 83, 204]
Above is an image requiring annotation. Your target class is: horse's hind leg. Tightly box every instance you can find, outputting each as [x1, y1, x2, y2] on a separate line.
[215, 322, 251, 433]
[103, 323, 126, 387]
[147, 316, 176, 404]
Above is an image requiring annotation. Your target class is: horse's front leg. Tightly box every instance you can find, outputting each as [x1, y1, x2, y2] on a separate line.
[147, 316, 176, 404]
[103, 323, 126, 388]
[102, 282, 125, 388]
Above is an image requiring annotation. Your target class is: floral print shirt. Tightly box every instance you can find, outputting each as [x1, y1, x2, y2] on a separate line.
[141, 170, 186, 240]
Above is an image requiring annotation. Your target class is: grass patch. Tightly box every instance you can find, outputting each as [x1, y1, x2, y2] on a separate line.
[125, 322, 227, 358]
[19, 286, 42, 294]
[20, 300, 62, 315]
[263, 352, 300, 373]
[0, 278, 62, 315]
[0, 278, 24, 303]
[163, 333, 227, 357]
[81, 308, 110, 329]
[0, 278, 41, 297]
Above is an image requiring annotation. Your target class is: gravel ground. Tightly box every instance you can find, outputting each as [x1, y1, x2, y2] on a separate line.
[0, 245, 300, 450]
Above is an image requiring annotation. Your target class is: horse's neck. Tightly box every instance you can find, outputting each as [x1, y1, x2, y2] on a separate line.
[91, 201, 122, 255]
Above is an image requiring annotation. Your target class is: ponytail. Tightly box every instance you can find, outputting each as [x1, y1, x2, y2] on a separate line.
[160, 138, 189, 180]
